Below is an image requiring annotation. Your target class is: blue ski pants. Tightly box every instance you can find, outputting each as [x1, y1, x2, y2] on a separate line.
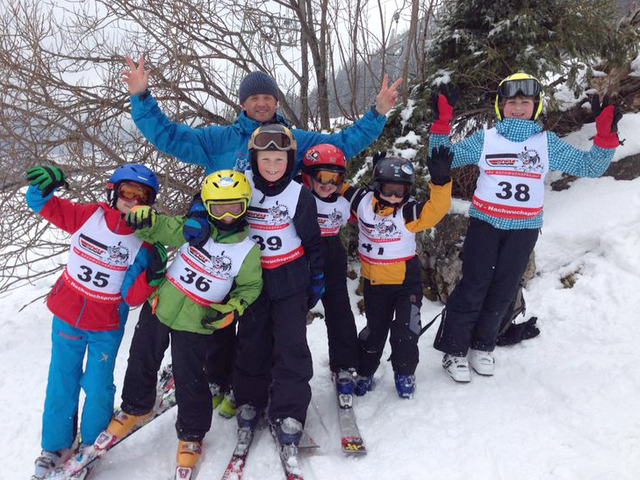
[41, 316, 125, 451]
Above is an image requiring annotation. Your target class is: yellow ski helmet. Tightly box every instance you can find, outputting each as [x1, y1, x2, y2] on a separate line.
[494, 72, 543, 121]
[201, 170, 251, 221]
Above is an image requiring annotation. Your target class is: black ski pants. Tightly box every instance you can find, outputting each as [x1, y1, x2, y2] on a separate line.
[204, 324, 236, 392]
[358, 259, 423, 377]
[434, 218, 539, 356]
[233, 289, 313, 425]
[120, 302, 213, 442]
[321, 237, 359, 373]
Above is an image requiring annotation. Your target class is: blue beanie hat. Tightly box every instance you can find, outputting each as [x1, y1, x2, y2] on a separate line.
[239, 71, 279, 104]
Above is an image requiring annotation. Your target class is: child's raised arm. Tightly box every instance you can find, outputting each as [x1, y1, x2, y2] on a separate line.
[404, 146, 453, 233]
[125, 206, 189, 247]
[547, 94, 620, 177]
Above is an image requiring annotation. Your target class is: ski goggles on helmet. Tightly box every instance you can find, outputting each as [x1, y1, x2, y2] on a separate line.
[379, 182, 410, 198]
[116, 181, 153, 204]
[205, 200, 248, 220]
[251, 131, 294, 151]
[497, 78, 541, 99]
[311, 169, 345, 186]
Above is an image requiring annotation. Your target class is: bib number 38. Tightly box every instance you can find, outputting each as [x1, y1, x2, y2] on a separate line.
[496, 181, 530, 202]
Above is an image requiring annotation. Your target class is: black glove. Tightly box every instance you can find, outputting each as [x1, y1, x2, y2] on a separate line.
[145, 243, 168, 287]
[496, 316, 540, 346]
[427, 145, 454, 185]
[372, 150, 387, 167]
[307, 272, 326, 310]
[201, 310, 238, 330]
[184, 194, 211, 248]
[124, 206, 157, 229]
[25, 165, 69, 197]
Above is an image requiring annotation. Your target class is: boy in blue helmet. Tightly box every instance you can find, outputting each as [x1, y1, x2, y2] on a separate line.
[25, 163, 167, 479]
[428, 73, 620, 381]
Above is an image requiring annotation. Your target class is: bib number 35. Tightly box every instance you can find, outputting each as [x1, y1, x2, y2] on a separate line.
[77, 265, 110, 287]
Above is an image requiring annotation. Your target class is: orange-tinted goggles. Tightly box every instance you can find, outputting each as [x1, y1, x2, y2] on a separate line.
[312, 169, 345, 186]
[117, 181, 153, 204]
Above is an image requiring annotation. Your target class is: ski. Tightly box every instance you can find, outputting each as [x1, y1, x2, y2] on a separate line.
[46, 364, 176, 480]
[298, 431, 319, 452]
[268, 423, 304, 480]
[219, 414, 317, 480]
[174, 466, 195, 479]
[220, 427, 256, 480]
[336, 392, 366, 455]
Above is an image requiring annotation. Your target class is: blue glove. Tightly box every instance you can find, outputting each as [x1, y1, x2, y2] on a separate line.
[183, 195, 211, 248]
[307, 272, 326, 310]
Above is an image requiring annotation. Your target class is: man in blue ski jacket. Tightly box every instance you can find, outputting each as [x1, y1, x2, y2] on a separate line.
[121, 55, 402, 174]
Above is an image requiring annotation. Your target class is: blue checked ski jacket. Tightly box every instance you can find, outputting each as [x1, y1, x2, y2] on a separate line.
[429, 118, 615, 230]
[130, 91, 387, 174]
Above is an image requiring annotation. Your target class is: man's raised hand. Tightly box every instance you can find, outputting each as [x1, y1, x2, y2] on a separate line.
[375, 74, 403, 115]
[121, 55, 150, 95]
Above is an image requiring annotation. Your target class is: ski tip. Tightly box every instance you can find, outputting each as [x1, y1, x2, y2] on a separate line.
[174, 465, 194, 480]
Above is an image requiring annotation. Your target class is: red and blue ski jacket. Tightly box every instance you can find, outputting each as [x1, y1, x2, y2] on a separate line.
[26, 186, 156, 330]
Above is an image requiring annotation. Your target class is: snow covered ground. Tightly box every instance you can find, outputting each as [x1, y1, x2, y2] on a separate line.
[2, 131, 640, 480]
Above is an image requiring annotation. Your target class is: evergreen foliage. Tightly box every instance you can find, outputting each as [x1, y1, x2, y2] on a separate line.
[423, 0, 636, 128]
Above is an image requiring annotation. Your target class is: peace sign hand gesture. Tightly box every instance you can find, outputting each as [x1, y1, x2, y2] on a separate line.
[121, 55, 150, 95]
[375, 74, 403, 115]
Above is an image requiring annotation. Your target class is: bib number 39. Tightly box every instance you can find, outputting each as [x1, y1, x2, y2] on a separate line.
[496, 182, 530, 202]
[252, 235, 283, 251]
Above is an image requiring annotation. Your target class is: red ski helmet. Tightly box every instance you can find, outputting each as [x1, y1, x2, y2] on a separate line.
[301, 144, 346, 189]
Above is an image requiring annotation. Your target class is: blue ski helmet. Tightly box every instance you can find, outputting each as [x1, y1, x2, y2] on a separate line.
[106, 163, 159, 206]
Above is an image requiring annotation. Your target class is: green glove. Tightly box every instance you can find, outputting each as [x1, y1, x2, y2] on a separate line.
[125, 206, 157, 230]
[146, 242, 168, 287]
[25, 165, 68, 197]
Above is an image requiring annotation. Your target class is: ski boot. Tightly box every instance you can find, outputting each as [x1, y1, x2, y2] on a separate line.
[236, 404, 260, 430]
[334, 369, 356, 395]
[97, 409, 152, 450]
[32, 448, 73, 479]
[209, 382, 224, 410]
[68, 444, 100, 480]
[174, 440, 202, 479]
[218, 390, 236, 418]
[442, 354, 471, 383]
[354, 374, 374, 396]
[468, 349, 495, 376]
[273, 417, 303, 461]
[394, 373, 416, 399]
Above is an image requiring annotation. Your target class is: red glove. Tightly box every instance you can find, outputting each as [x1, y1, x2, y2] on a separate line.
[592, 94, 621, 149]
[430, 84, 458, 135]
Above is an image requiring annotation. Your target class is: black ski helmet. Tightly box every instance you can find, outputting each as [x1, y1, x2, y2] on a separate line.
[372, 156, 415, 205]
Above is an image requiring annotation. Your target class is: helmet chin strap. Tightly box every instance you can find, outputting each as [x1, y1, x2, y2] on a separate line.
[373, 190, 406, 212]
[212, 217, 246, 232]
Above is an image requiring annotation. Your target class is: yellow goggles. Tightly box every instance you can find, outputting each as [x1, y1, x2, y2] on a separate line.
[205, 200, 247, 220]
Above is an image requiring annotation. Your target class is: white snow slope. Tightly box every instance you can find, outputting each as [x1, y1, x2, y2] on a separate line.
[2, 121, 640, 480]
